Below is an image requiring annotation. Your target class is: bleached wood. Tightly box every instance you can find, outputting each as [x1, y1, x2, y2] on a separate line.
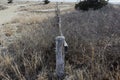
[56, 36, 65, 79]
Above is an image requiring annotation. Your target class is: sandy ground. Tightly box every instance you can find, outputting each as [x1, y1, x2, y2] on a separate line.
[0, 4, 27, 25]
[0, 6, 16, 25]
[0, 3, 73, 25]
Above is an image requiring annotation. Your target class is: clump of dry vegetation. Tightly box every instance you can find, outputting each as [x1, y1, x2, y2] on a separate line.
[0, 4, 120, 80]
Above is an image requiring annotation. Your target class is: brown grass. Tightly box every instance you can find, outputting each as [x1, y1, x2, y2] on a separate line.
[0, 4, 120, 80]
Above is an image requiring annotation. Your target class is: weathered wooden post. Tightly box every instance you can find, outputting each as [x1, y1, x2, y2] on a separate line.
[55, 2, 68, 79]
[56, 36, 65, 79]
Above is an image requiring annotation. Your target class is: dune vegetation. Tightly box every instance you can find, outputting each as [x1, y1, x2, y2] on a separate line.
[0, 3, 120, 80]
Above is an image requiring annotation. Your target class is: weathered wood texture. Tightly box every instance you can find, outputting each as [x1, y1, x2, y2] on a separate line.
[56, 36, 65, 79]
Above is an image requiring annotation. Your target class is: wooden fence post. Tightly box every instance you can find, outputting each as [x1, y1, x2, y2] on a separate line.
[56, 36, 65, 79]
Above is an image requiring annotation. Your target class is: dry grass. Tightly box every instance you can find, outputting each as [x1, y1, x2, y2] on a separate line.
[11, 13, 54, 25]
[0, 4, 120, 80]
[12, 15, 44, 24]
